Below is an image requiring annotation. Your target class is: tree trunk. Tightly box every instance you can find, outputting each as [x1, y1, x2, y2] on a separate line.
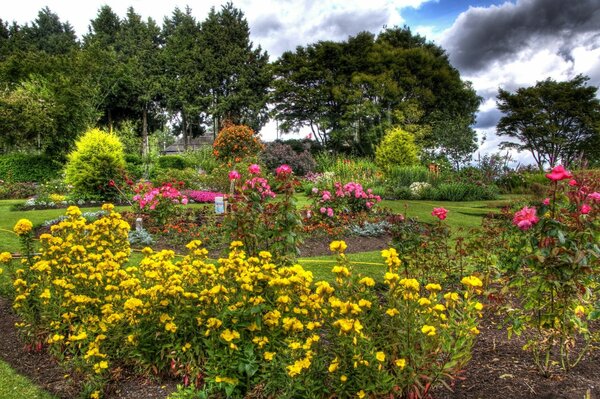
[108, 109, 113, 133]
[142, 107, 149, 157]
[182, 112, 189, 150]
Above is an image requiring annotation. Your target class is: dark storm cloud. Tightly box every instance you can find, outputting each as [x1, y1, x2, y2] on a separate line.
[251, 14, 284, 37]
[442, 0, 600, 73]
[475, 108, 502, 129]
[319, 9, 389, 39]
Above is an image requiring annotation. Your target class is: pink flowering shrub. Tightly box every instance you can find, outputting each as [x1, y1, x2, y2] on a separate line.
[307, 181, 382, 223]
[503, 166, 599, 375]
[132, 182, 188, 225]
[185, 190, 224, 204]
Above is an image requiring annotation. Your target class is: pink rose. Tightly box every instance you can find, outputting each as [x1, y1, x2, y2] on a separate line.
[542, 198, 550, 206]
[306, 210, 312, 218]
[513, 206, 539, 230]
[581, 204, 591, 214]
[588, 192, 600, 201]
[275, 164, 292, 176]
[181, 197, 188, 205]
[228, 170, 241, 181]
[320, 207, 326, 214]
[545, 165, 572, 182]
[311, 187, 319, 194]
[322, 191, 331, 201]
[568, 179, 578, 186]
[431, 207, 448, 220]
[248, 164, 261, 175]
[327, 208, 334, 217]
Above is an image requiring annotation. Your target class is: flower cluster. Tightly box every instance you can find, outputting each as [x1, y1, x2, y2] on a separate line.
[184, 190, 224, 204]
[132, 182, 188, 225]
[431, 207, 448, 221]
[212, 123, 264, 163]
[512, 206, 539, 230]
[12, 206, 482, 398]
[308, 181, 381, 222]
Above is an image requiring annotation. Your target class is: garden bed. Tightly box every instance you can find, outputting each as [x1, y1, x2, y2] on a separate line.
[1, 296, 598, 399]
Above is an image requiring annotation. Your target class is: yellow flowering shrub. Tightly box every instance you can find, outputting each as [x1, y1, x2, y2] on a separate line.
[13, 207, 483, 399]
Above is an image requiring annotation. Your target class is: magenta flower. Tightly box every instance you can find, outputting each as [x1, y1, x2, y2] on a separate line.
[545, 165, 572, 182]
[513, 206, 539, 230]
[327, 207, 334, 217]
[248, 164, 261, 175]
[275, 164, 292, 176]
[588, 192, 600, 201]
[581, 204, 591, 214]
[322, 191, 331, 201]
[228, 170, 241, 181]
[543, 198, 550, 205]
[568, 179, 578, 186]
[431, 207, 448, 220]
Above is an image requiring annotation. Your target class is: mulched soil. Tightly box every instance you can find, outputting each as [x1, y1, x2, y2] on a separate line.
[1, 235, 599, 399]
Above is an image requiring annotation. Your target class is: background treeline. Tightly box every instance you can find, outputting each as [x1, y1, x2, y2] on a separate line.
[0, 3, 479, 163]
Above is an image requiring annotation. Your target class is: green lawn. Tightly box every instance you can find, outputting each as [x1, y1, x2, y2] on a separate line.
[0, 360, 56, 399]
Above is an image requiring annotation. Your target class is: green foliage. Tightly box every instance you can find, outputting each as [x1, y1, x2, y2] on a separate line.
[64, 128, 126, 199]
[497, 75, 600, 169]
[151, 168, 201, 190]
[0, 182, 37, 199]
[423, 182, 499, 202]
[157, 155, 189, 170]
[180, 146, 219, 174]
[384, 165, 432, 188]
[314, 153, 380, 187]
[0, 153, 62, 183]
[375, 127, 419, 172]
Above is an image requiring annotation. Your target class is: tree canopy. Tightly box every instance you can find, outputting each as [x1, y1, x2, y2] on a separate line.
[497, 75, 600, 169]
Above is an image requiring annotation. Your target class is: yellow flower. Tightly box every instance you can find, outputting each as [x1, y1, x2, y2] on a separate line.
[394, 358, 406, 369]
[40, 289, 51, 299]
[329, 240, 348, 253]
[400, 278, 420, 291]
[165, 322, 178, 333]
[358, 277, 375, 287]
[418, 298, 431, 306]
[340, 375, 348, 382]
[421, 325, 436, 336]
[328, 358, 339, 373]
[357, 390, 366, 398]
[66, 206, 82, 217]
[474, 302, 484, 311]
[90, 391, 100, 399]
[220, 329, 240, 342]
[264, 351, 275, 361]
[375, 351, 385, 362]
[386, 308, 399, 317]
[215, 376, 238, 384]
[331, 265, 350, 277]
[574, 305, 585, 317]
[470, 327, 480, 335]
[425, 283, 442, 291]
[230, 241, 244, 249]
[93, 361, 109, 373]
[461, 276, 483, 289]
[124, 298, 143, 311]
[13, 219, 33, 236]
[0, 252, 12, 263]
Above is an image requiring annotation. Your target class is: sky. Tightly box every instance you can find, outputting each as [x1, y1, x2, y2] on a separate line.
[3, 0, 600, 166]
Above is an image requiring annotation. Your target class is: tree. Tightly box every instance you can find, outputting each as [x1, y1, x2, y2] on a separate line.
[199, 3, 271, 134]
[162, 7, 203, 148]
[497, 75, 600, 169]
[272, 26, 480, 156]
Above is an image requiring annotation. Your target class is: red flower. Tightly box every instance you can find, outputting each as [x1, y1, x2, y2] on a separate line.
[513, 206, 539, 230]
[581, 204, 591, 214]
[545, 165, 572, 181]
[228, 170, 241, 181]
[108, 180, 115, 187]
[275, 164, 293, 176]
[431, 207, 448, 220]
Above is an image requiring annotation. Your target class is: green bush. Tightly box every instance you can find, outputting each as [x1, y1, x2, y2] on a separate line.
[0, 181, 37, 199]
[124, 154, 145, 180]
[385, 165, 431, 187]
[152, 167, 201, 190]
[64, 128, 126, 200]
[0, 153, 62, 183]
[375, 127, 419, 172]
[157, 155, 189, 170]
[180, 146, 219, 174]
[422, 182, 499, 201]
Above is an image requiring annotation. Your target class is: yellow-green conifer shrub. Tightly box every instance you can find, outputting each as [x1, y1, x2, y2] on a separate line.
[375, 127, 419, 172]
[65, 128, 126, 199]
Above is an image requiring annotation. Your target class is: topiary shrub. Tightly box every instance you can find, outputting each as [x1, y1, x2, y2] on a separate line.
[157, 155, 189, 170]
[261, 142, 316, 176]
[375, 127, 419, 172]
[64, 128, 126, 200]
[212, 123, 263, 163]
[0, 153, 62, 183]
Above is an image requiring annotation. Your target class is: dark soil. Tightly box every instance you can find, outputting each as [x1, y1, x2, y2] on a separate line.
[1, 234, 599, 399]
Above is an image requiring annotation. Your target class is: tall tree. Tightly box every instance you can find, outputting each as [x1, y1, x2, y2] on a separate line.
[199, 2, 271, 135]
[272, 26, 480, 156]
[117, 8, 164, 156]
[162, 6, 203, 148]
[497, 75, 600, 169]
[22, 7, 78, 55]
